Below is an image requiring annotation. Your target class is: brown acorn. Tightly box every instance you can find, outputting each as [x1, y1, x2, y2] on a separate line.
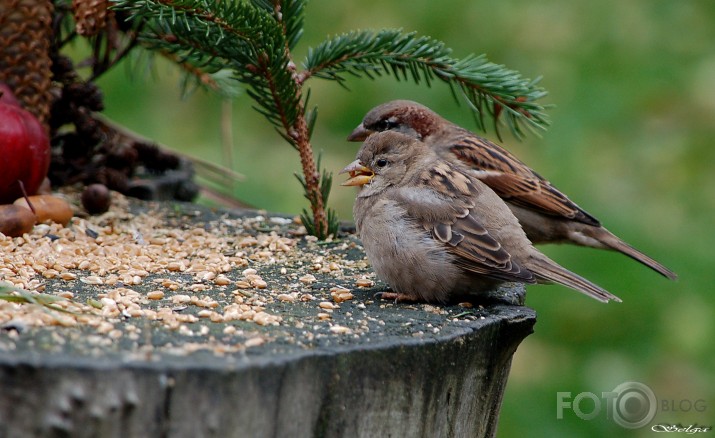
[14, 195, 73, 226]
[81, 183, 111, 215]
[0, 204, 37, 237]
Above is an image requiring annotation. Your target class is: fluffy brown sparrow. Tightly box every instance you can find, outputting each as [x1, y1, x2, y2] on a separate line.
[347, 100, 677, 280]
[341, 130, 621, 303]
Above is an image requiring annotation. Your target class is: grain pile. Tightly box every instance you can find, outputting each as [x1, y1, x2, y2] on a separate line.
[0, 191, 517, 359]
[1, 191, 365, 353]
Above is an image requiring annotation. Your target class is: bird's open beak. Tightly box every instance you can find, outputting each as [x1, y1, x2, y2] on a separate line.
[340, 160, 374, 186]
[346, 123, 373, 142]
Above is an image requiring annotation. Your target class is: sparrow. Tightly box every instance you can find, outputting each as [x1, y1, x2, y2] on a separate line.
[341, 130, 620, 304]
[347, 100, 677, 280]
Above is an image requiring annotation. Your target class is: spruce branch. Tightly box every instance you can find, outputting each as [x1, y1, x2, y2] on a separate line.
[103, 1, 550, 239]
[295, 152, 338, 238]
[301, 29, 549, 138]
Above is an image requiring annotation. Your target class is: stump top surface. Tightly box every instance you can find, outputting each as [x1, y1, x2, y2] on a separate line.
[0, 194, 535, 371]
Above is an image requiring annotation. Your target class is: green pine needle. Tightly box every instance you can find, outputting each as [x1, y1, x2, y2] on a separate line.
[303, 29, 550, 139]
[249, 0, 306, 50]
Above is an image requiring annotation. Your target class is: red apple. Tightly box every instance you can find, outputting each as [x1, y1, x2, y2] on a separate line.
[0, 85, 51, 204]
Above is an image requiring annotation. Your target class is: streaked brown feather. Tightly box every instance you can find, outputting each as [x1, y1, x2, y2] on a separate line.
[420, 161, 477, 198]
[430, 210, 535, 283]
[450, 135, 601, 226]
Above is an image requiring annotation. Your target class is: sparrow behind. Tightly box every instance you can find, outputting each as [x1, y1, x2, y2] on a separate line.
[347, 100, 677, 280]
[341, 130, 621, 304]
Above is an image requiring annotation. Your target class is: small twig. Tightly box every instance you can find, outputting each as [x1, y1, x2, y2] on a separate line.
[17, 180, 37, 216]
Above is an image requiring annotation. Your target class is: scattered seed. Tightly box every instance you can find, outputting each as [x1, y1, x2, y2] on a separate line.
[80, 276, 103, 285]
[59, 272, 78, 281]
[355, 278, 374, 288]
[197, 271, 216, 281]
[252, 279, 267, 289]
[171, 294, 191, 304]
[299, 274, 317, 284]
[167, 261, 184, 272]
[245, 337, 265, 348]
[42, 269, 59, 279]
[330, 287, 354, 303]
[277, 293, 296, 302]
[197, 309, 214, 318]
[214, 275, 231, 286]
[96, 321, 114, 334]
[147, 290, 165, 300]
[329, 325, 351, 334]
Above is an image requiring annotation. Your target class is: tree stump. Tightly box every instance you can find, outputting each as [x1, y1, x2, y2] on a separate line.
[0, 195, 536, 437]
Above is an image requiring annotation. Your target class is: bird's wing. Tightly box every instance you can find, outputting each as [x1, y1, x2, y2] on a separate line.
[447, 133, 601, 226]
[392, 163, 535, 284]
[440, 209, 535, 283]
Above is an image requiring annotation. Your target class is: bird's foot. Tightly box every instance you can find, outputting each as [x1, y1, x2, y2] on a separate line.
[374, 291, 418, 303]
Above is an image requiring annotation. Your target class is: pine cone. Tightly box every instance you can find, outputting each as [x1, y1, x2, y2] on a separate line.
[0, 0, 53, 128]
[72, 0, 110, 37]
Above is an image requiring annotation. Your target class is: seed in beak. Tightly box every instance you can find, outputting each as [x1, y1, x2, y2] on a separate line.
[340, 160, 374, 186]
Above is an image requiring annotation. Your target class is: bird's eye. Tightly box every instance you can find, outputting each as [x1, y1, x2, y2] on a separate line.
[376, 119, 398, 131]
[375, 158, 388, 168]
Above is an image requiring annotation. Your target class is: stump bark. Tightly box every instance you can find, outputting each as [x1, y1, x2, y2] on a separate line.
[0, 198, 536, 438]
[0, 304, 534, 438]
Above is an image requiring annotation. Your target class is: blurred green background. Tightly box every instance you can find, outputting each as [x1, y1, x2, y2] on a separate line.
[93, 0, 713, 435]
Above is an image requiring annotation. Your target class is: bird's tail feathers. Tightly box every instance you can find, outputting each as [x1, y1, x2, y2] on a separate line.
[528, 255, 621, 303]
[581, 227, 677, 280]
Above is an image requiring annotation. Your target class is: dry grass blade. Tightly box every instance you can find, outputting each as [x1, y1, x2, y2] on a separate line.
[0, 283, 81, 316]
